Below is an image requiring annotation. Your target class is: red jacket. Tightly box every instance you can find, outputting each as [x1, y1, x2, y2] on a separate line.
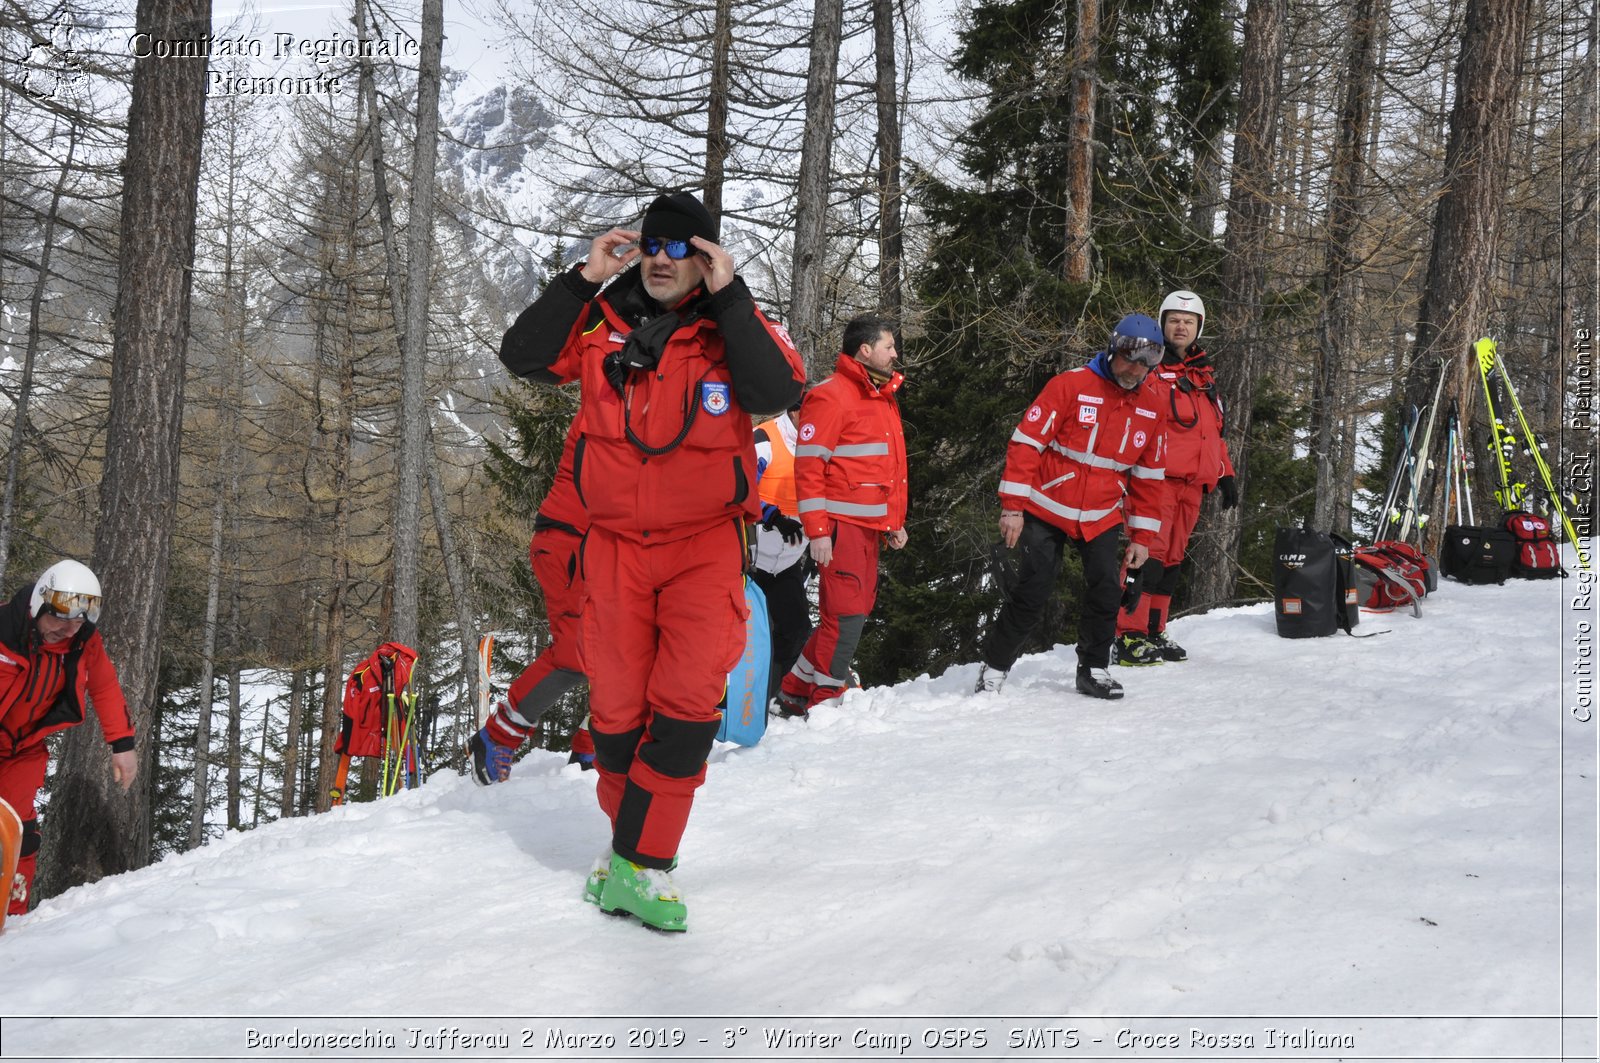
[0, 587, 134, 760]
[534, 414, 588, 537]
[1153, 345, 1233, 488]
[794, 355, 908, 537]
[999, 354, 1168, 545]
[500, 267, 805, 543]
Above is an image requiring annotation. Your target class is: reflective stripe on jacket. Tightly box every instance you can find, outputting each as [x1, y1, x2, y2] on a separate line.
[794, 355, 908, 537]
[999, 354, 1168, 545]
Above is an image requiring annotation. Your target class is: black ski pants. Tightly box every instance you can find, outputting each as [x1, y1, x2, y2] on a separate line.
[982, 515, 1124, 672]
[752, 556, 813, 705]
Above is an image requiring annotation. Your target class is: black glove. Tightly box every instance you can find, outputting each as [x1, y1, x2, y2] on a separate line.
[1217, 474, 1238, 510]
[762, 510, 805, 546]
[1120, 564, 1145, 611]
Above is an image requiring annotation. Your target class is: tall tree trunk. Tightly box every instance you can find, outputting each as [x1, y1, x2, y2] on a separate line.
[790, 0, 845, 370]
[40, 0, 211, 899]
[1186, 0, 1287, 607]
[281, 648, 306, 818]
[426, 424, 479, 736]
[1403, 0, 1532, 531]
[1312, 0, 1384, 532]
[226, 662, 241, 829]
[314, 332, 354, 813]
[390, 0, 446, 650]
[1063, 0, 1099, 283]
[0, 125, 77, 585]
[187, 497, 224, 850]
[704, 0, 733, 219]
[312, 157, 361, 812]
[356, 0, 476, 734]
[873, 0, 904, 319]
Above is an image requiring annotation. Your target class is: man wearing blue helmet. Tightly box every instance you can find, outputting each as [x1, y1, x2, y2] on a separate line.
[974, 314, 1169, 700]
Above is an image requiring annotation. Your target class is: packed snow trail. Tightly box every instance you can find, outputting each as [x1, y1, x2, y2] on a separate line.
[0, 575, 1592, 1062]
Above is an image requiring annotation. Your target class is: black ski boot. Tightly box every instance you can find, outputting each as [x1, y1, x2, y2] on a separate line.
[1075, 665, 1124, 700]
[1147, 631, 1187, 662]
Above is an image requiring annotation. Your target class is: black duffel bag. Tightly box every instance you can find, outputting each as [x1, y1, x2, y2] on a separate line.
[1272, 525, 1359, 638]
[1439, 525, 1516, 585]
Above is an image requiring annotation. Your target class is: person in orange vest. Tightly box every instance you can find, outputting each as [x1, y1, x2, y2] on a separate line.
[774, 315, 909, 717]
[467, 416, 592, 784]
[751, 398, 812, 709]
[498, 191, 805, 931]
[0, 561, 137, 917]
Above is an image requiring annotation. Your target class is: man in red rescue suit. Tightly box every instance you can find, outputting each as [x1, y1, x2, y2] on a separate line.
[775, 315, 909, 716]
[498, 191, 805, 931]
[973, 314, 1168, 701]
[0, 560, 137, 917]
[467, 414, 594, 784]
[1114, 290, 1236, 666]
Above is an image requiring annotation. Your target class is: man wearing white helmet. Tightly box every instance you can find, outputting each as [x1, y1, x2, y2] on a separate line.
[1114, 290, 1237, 665]
[0, 560, 136, 917]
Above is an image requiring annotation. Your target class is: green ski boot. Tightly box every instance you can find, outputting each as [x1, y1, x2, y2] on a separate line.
[598, 852, 687, 932]
[583, 850, 611, 906]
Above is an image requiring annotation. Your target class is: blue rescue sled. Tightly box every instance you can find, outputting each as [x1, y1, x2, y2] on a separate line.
[716, 578, 770, 746]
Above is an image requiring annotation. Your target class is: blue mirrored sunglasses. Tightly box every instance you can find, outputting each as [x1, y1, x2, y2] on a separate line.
[640, 236, 694, 260]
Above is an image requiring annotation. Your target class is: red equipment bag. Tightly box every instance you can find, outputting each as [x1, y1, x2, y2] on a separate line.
[1353, 540, 1430, 614]
[335, 641, 420, 758]
[1503, 511, 1564, 579]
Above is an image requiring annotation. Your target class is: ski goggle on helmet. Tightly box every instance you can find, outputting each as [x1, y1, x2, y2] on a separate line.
[31, 559, 103, 624]
[1108, 313, 1165, 367]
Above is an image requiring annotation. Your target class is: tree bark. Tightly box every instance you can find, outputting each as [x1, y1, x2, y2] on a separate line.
[1064, 0, 1099, 283]
[1312, 0, 1384, 532]
[790, 0, 845, 370]
[1185, 0, 1287, 607]
[187, 495, 223, 850]
[40, 0, 211, 899]
[704, 0, 733, 220]
[426, 424, 479, 739]
[390, 0, 446, 650]
[1403, 0, 1532, 533]
[873, 0, 904, 319]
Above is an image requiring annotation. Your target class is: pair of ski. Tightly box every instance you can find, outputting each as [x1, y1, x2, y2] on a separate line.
[1475, 338, 1587, 569]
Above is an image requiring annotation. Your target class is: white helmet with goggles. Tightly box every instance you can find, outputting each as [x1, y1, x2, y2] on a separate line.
[32, 559, 103, 624]
[1159, 290, 1205, 338]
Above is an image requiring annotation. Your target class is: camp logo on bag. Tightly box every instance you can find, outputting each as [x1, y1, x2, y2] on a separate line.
[1504, 511, 1564, 579]
[1271, 525, 1358, 638]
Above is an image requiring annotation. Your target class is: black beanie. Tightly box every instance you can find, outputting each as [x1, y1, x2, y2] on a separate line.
[640, 191, 718, 244]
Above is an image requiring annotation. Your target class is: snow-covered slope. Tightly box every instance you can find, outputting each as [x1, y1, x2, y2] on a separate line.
[3, 570, 1595, 1061]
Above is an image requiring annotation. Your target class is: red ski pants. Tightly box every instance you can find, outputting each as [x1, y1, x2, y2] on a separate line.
[581, 523, 748, 869]
[781, 521, 880, 708]
[487, 526, 587, 748]
[1118, 478, 1203, 637]
[1151, 478, 1203, 566]
[0, 745, 47, 916]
